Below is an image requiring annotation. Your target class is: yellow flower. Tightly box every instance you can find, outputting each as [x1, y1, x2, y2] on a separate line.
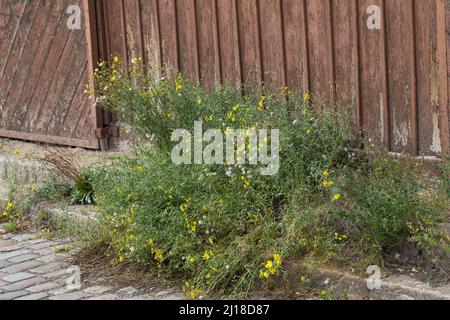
[6, 202, 13, 210]
[13, 149, 20, 157]
[300, 276, 306, 283]
[197, 97, 203, 105]
[259, 269, 270, 279]
[154, 249, 164, 262]
[328, 181, 334, 187]
[323, 170, 329, 178]
[258, 96, 266, 111]
[187, 256, 196, 263]
[118, 254, 125, 263]
[333, 194, 341, 201]
[113, 56, 120, 64]
[202, 250, 212, 261]
[322, 181, 329, 188]
[304, 92, 311, 102]
[273, 254, 282, 266]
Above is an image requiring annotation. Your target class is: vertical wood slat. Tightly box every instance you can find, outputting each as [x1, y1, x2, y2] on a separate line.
[196, 0, 221, 87]
[236, 0, 262, 85]
[385, 0, 418, 154]
[437, 0, 450, 156]
[258, 0, 286, 90]
[176, 0, 199, 81]
[358, 0, 389, 147]
[415, 0, 442, 155]
[306, 0, 334, 106]
[158, 0, 179, 71]
[216, 0, 241, 86]
[282, 0, 308, 94]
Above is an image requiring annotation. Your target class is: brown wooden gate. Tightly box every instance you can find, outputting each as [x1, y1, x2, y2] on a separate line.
[0, 0, 100, 149]
[94, 0, 450, 157]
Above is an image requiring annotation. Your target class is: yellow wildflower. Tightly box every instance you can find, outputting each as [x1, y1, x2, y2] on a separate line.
[197, 96, 203, 105]
[273, 254, 282, 267]
[13, 149, 20, 157]
[322, 181, 329, 188]
[259, 269, 270, 279]
[304, 92, 311, 102]
[258, 96, 266, 111]
[323, 170, 329, 178]
[202, 250, 212, 261]
[333, 194, 341, 201]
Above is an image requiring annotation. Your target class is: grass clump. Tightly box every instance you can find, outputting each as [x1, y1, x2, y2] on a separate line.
[85, 58, 449, 298]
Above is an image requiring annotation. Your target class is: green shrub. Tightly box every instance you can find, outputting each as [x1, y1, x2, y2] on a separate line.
[87, 58, 448, 297]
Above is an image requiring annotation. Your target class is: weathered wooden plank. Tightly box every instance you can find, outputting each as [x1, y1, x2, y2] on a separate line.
[236, 0, 262, 85]
[415, 0, 441, 155]
[159, 0, 179, 71]
[0, 0, 27, 81]
[0, 0, 40, 128]
[358, 0, 389, 146]
[439, 0, 449, 155]
[140, 0, 161, 72]
[124, 0, 143, 60]
[305, 0, 334, 106]
[216, 0, 241, 86]
[282, 0, 308, 94]
[104, 0, 127, 60]
[176, 0, 199, 81]
[258, 0, 285, 90]
[196, 0, 221, 86]
[386, 0, 417, 154]
[5, 1, 67, 131]
[332, 0, 359, 110]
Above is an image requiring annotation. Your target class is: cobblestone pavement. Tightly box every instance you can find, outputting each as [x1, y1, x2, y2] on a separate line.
[0, 231, 185, 300]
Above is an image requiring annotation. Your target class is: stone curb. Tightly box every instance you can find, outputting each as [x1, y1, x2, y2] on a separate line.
[286, 262, 450, 300]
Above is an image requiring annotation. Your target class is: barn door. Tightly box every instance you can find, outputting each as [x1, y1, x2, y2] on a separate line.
[0, 0, 101, 149]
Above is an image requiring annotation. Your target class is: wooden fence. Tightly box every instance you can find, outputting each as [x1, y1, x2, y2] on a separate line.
[92, 0, 450, 156]
[0, 0, 449, 156]
[0, 0, 99, 149]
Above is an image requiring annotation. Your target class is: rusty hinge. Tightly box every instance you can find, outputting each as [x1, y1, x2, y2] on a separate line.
[95, 126, 120, 139]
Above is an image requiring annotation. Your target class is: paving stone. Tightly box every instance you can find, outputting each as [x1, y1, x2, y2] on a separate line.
[28, 241, 58, 250]
[117, 286, 138, 297]
[2, 277, 44, 291]
[42, 269, 68, 280]
[0, 240, 16, 248]
[86, 294, 119, 300]
[49, 291, 90, 300]
[30, 261, 69, 274]
[11, 234, 35, 242]
[26, 282, 60, 293]
[0, 290, 29, 300]
[154, 289, 174, 297]
[0, 260, 11, 268]
[0, 249, 30, 260]
[19, 239, 47, 247]
[1, 260, 42, 273]
[33, 248, 55, 256]
[36, 254, 56, 263]
[0, 244, 20, 252]
[84, 286, 111, 295]
[8, 253, 39, 263]
[15, 292, 49, 300]
[2, 272, 35, 283]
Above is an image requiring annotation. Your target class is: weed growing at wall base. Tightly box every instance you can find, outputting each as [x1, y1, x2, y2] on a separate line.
[86, 58, 449, 298]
